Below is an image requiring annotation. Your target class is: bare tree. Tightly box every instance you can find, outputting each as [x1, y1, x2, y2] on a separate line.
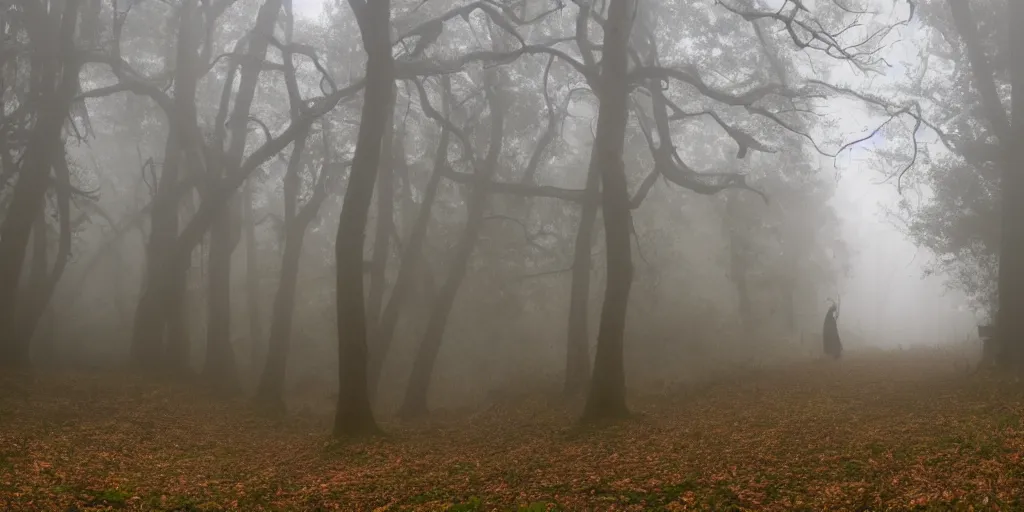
[368, 80, 452, 400]
[399, 72, 506, 419]
[579, 0, 635, 422]
[333, 0, 393, 438]
[0, 0, 82, 367]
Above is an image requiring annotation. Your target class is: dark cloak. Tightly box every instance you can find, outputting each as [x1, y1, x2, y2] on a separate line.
[823, 304, 842, 359]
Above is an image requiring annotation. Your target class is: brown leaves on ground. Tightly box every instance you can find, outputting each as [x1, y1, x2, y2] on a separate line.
[2, 349, 1024, 511]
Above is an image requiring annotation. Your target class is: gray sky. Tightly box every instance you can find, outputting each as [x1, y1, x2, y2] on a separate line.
[293, 0, 325, 18]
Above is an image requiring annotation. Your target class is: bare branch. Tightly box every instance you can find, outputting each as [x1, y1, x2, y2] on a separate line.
[716, 0, 914, 73]
[629, 65, 799, 106]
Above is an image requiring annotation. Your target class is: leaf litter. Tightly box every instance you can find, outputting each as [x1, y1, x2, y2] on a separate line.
[1, 348, 1023, 511]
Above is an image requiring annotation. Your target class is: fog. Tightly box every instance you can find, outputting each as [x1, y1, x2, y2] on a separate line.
[7, 0, 1024, 508]
[840, 174, 975, 343]
[0, 0, 996, 413]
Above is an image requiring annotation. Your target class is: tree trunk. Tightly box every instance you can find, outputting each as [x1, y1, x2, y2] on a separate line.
[565, 169, 598, 398]
[256, 128, 313, 409]
[369, 122, 451, 399]
[131, 134, 182, 368]
[202, 0, 283, 390]
[243, 181, 263, 371]
[726, 193, 753, 334]
[1001, 0, 1024, 371]
[333, 0, 392, 438]
[946, 0, 1024, 370]
[203, 206, 241, 391]
[256, 230, 304, 408]
[580, 0, 634, 423]
[367, 84, 397, 334]
[131, 0, 201, 369]
[17, 147, 73, 349]
[399, 76, 505, 419]
[784, 282, 797, 334]
[20, 209, 49, 358]
[163, 253, 193, 368]
[0, 0, 80, 367]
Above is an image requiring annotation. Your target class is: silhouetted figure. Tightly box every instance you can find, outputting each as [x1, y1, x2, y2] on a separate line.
[977, 324, 996, 371]
[823, 304, 842, 359]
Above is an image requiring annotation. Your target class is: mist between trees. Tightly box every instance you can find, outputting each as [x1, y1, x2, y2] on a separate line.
[0, 0, 1018, 438]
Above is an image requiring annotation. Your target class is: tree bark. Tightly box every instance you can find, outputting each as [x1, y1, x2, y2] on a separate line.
[257, 229, 304, 407]
[0, 0, 81, 367]
[256, 128, 314, 409]
[948, 0, 1024, 371]
[15, 145, 73, 350]
[366, 83, 397, 360]
[243, 181, 263, 370]
[203, 205, 241, 391]
[580, 0, 634, 423]
[725, 192, 754, 334]
[1001, 0, 1024, 370]
[565, 169, 598, 398]
[399, 76, 505, 419]
[130, 0, 201, 369]
[369, 120, 450, 400]
[333, 0, 392, 438]
[20, 208, 49, 357]
[202, 0, 283, 390]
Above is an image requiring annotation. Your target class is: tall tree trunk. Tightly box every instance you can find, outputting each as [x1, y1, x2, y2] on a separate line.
[257, 230, 303, 407]
[243, 181, 263, 370]
[163, 251, 193, 368]
[565, 170, 598, 398]
[131, 0, 201, 369]
[19, 146, 73, 352]
[202, 0, 283, 389]
[369, 120, 451, 400]
[946, 0, 1024, 370]
[256, 128, 313, 408]
[203, 206, 241, 391]
[784, 282, 797, 334]
[726, 192, 753, 334]
[132, 136, 181, 367]
[399, 77, 505, 419]
[1001, 0, 1024, 371]
[21, 209, 49, 356]
[129, 0, 324, 370]
[367, 84, 397, 334]
[0, 0, 80, 367]
[580, 0, 634, 423]
[333, 0, 392, 438]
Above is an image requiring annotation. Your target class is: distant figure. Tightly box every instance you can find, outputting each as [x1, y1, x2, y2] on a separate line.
[977, 324, 996, 370]
[822, 304, 842, 359]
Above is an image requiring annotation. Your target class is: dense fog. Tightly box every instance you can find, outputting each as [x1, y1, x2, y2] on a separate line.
[0, 0, 1010, 423]
[8, 0, 1024, 509]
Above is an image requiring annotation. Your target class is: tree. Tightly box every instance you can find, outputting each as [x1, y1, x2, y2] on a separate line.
[578, 0, 635, 421]
[399, 71, 506, 419]
[0, 0, 82, 367]
[78, 0, 352, 372]
[332, 0, 393, 438]
[884, 1, 1020, 357]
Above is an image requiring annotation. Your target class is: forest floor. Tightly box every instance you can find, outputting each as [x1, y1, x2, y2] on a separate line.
[2, 347, 1024, 511]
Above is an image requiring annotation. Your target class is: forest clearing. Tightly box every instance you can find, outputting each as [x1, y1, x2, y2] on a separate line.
[3, 347, 1023, 511]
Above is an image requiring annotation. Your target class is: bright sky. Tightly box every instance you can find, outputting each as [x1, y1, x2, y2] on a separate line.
[286, 0, 981, 345]
[293, 0, 326, 18]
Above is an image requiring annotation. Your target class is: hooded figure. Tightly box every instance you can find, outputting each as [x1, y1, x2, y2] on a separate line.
[823, 304, 842, 359]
